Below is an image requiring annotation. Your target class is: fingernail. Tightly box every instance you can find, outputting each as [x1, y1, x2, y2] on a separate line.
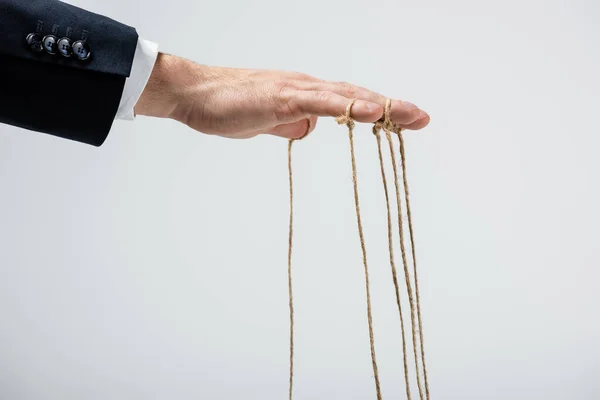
[402, 101, 418, 110]
[418, 110, 429, 119]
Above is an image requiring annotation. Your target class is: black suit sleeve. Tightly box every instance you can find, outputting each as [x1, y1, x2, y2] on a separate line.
[0, 0, 139, 146]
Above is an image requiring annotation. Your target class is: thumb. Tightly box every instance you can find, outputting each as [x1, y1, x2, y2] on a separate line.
[265, 117, 318, 139]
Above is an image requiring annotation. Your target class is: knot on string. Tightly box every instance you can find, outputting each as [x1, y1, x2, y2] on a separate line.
[392, 123, 404, 135]
[336, 99, 357, 130]
[374, 98, 403, 136]
[373, 121, 381, 136]
[372, 98, 407, 137]
[373, 120, 383, 136]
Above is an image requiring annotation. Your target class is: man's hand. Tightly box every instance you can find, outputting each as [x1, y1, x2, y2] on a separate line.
[134, 53, 430, 139]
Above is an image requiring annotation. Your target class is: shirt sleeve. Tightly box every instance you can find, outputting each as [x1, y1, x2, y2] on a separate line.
[115, 38, 159, 121]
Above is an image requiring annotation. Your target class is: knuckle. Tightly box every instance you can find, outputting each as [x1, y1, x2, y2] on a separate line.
[273, 82, 301, 121]
[275, 81, 296, 104]
[275, 79, 294, 97]
[337, 81, 358, 97]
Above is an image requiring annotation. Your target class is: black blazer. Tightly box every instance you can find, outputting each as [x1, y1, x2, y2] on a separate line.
[0, 0, 138, 146]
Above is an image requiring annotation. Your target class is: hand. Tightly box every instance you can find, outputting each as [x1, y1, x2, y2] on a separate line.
[134, 53, 430, 139]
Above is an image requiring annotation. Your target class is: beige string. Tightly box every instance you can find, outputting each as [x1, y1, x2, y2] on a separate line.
[287, 138, 295, 400]
[286, 104, 430, 400]
[286, 120, 311, 400]
[379, 98, 429, 400]
[336, 99, 383, 400]
[393, 124, 431, 400]
[373, 121, 412, 400]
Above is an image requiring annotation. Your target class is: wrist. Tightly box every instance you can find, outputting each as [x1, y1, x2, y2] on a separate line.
[134, 53, 195, 121]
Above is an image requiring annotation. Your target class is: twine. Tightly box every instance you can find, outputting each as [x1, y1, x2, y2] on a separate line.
[286, 120, 311, 400]
[373, 117, 412, 400]
[393, 123, 430, 400]
[285, 100, 430, 400]
[336, 99, 383, 400]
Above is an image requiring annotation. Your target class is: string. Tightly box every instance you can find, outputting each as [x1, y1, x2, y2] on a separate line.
[380, 99, 425, 400]
[287, 120, 311, 400]
[286, 103, 431, 400]
[373, 121, 412, 400]
[336, 99, 383, 400]
[287, 138, 295, 400]
[394, 125, 431, 400]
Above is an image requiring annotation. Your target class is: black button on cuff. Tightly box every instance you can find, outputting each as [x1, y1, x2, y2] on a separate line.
[72, 40, 91, 61]
[26, 33, 44, 52]
[42, 35, 58, 55]
[57, 37, 73, 57]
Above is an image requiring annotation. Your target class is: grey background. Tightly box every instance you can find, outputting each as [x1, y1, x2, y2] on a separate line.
[1, 0, 599, 399]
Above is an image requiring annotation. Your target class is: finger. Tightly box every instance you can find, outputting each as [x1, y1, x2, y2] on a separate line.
[379, 98, 425, 125]
[397, 113, 431, 130]
[290, 90, 383, 123]
[300, 81, 387, 105]
[266, 117, 318, 139]
[299, 81, 426, 126]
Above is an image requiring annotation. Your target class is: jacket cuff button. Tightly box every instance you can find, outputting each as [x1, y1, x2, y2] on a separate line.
[26, 33, 44, 52]
[42, 35, 58, 55]
[57, 37, 73, 57]
[72, 40, 91, 61]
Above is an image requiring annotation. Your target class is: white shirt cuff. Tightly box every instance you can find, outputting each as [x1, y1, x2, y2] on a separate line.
[115, 38, 159, 121]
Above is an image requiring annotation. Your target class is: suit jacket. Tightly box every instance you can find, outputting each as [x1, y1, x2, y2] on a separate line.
[0, 0, 138, 146]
